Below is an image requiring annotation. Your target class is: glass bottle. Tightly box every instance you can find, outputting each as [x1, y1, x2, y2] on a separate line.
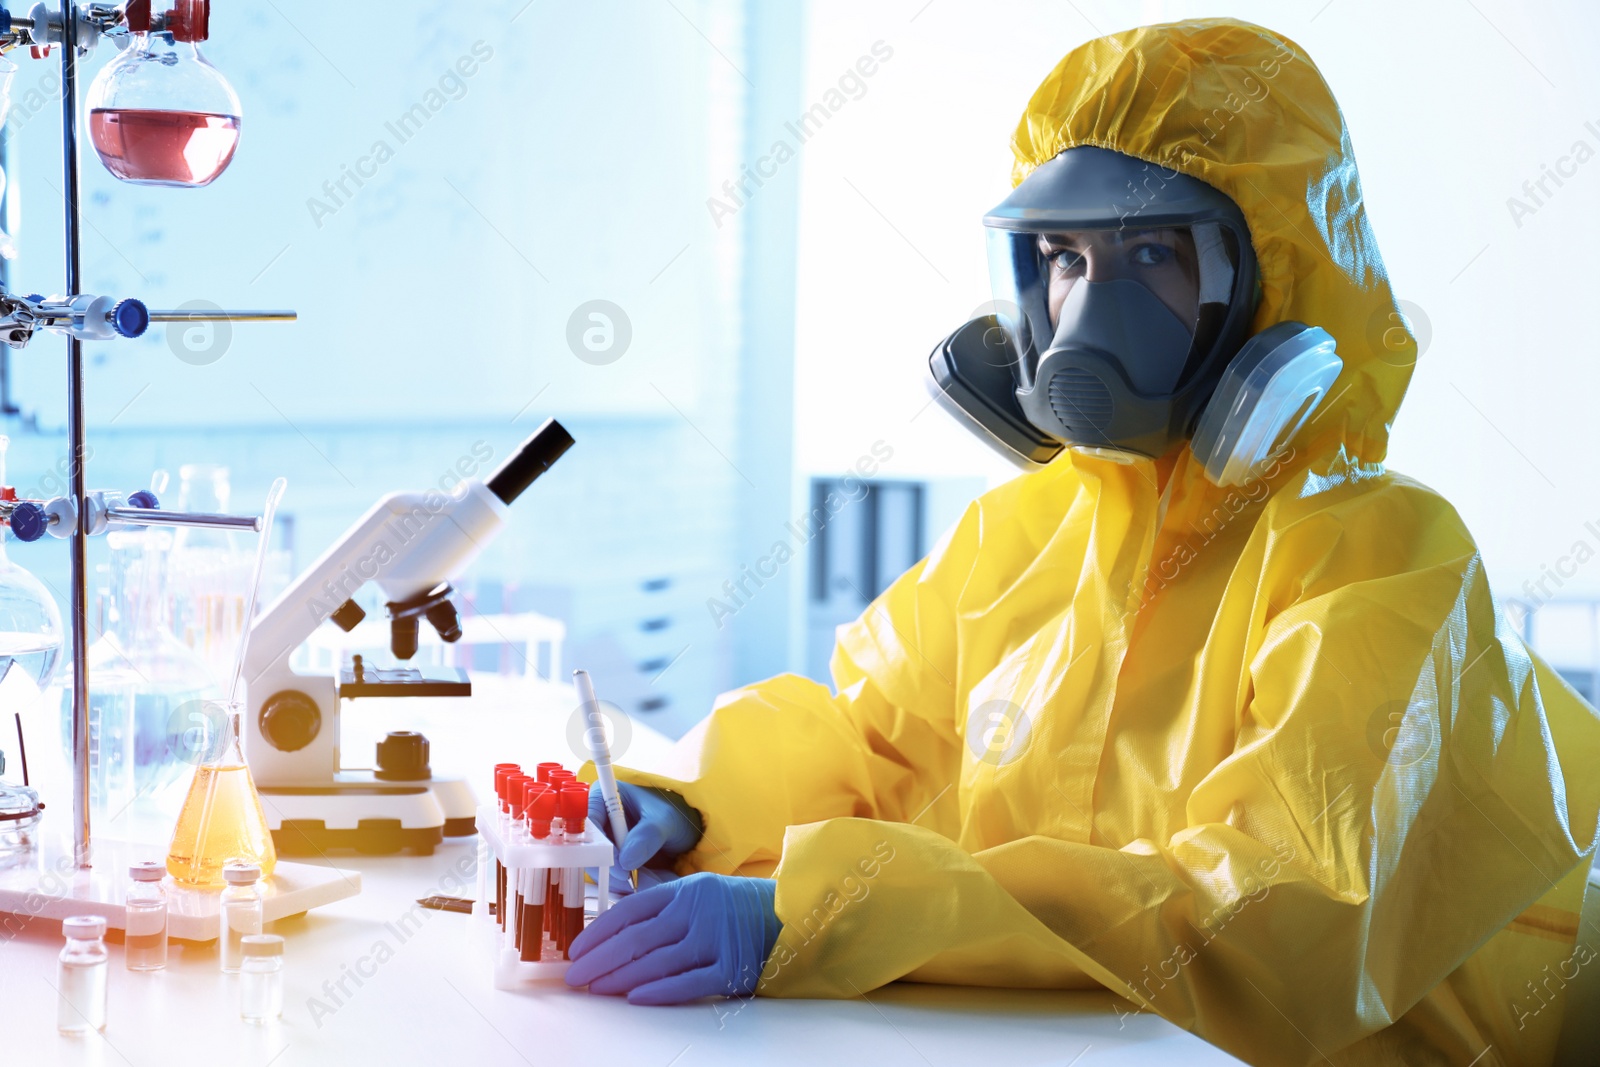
[166, 703, 276, 887]
[218, 861, 263, 974]
[169, 464, 246, 686]
[63, 529, 212, 831]
[125, 860, 168, 971]
[85, 8, 242, 188]
[57, 915, 108, 1035]
[0, 435, 64, 693]
[239, 934, 284, 1023]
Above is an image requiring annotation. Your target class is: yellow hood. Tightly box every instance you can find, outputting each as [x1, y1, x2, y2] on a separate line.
[1011, 17, 1414, 472]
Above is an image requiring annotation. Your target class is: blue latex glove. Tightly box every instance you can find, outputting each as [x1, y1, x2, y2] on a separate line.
[586, 781, 704, 895]
[564, 872, 780, 1004]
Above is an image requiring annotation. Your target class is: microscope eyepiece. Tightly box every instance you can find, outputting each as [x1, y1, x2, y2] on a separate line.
[486, 418, 574, 505]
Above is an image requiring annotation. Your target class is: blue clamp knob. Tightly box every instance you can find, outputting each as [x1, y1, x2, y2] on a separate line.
[0, 9, 12, 35]
[9, 501, 46, 543]
[111, 299, 150, 339]
[127, 489, 159, 509]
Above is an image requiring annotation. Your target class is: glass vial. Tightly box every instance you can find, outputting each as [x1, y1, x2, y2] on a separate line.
[125, 860, 168, 971]
[239, 934, 284, 1023]
[57, 915, 108, 1035]
[219, 861, 263, 974]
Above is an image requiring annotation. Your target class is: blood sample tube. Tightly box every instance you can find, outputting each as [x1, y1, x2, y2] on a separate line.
[535, 761, 563, 785]
[492, 765, 520, 926]
[559, 784, 590, 956]
[548, 768, 576, 790]
[502, 773, 531, 934]
[524, 780, 556, 966]
[512, 775, 540, 946]
[517, 782, 548, 961]
[528, 787, 559, 955]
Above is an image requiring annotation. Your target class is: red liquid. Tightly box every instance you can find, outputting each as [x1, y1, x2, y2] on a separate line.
[88, 108, 240, 187]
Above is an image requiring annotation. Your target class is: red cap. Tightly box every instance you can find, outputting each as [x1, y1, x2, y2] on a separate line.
[535, 762, 563, 784]
[505, 774, 532, 817]
[493, 764, 521, 805]
[559, 783, 590, 834]
[168, 0, 210, 43]
[529, 787, 558, 838]
[125, 0, 152, 32]
[528, 780, 553, 825]
[547, 769, 576, 789]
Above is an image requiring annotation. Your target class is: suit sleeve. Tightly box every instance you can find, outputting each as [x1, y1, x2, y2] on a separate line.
[751, 530, 1600, 1065]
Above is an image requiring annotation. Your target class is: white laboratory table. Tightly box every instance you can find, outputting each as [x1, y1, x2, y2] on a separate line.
[0, 678, 1244, 1067]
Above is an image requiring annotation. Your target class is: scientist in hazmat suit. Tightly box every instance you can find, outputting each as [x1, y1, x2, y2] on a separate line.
[564, 18, 1600, 1067]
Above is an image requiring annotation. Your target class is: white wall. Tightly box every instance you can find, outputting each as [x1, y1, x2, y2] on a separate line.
[792, 0, 1600, 604]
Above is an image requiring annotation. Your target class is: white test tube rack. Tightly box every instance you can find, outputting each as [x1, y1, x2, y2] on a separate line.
[475, 804, 612, 989]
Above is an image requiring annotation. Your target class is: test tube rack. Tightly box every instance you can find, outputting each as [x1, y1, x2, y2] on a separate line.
[475, 804, 612, 989]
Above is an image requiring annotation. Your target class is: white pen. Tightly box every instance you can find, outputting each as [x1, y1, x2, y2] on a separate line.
[574, 669, 636, 891]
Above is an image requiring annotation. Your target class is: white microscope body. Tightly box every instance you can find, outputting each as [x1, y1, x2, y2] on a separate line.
[242, 420, 573, 854]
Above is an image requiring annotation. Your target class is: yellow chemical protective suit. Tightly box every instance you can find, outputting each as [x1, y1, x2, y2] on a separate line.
[605, 18, 1600, 1067]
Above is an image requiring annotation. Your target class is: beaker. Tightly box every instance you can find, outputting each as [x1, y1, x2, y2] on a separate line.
[60, 529, 212, 825]
[0, 435, 63, 692]
[165, 700, 276, 887]
[85, 11, 241, 188]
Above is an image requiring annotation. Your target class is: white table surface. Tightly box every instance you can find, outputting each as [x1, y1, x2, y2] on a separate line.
[0, 676, 1244, 1066]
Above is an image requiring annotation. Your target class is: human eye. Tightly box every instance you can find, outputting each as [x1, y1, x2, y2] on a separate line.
[1130, 242, 1173, 266]
[1045, 248, 1083, 274]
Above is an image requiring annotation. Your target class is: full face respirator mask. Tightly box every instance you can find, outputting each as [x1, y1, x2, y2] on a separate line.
[928, 147, 1342, 486]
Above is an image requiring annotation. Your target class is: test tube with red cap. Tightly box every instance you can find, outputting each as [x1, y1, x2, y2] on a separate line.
[527, 786, 559, 960]
[507, 774, 535, 938]
[516, 781, 553, 961]
[501, 773, 533, 933]
[535, 762, 563, 785]
[558, 783, 590, 957]
[491, 765, 521, 926]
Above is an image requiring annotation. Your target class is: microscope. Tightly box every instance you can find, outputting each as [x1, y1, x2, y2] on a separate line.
[242, 419, 574, 855]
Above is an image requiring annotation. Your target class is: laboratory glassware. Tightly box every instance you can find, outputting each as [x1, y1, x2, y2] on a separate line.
[125, 860, 168, 971]
[0, 55, 14, 258]
[166, 703, 276, 887]
[169, 464, 246, 683]
[57, 915, 109, 1035]
[0, 780, 42, 857]
[0, 436, 64, 691]
[238, 934, 284, 1023]
[218, 860, 263, 973]
[85, 8, 241, 187]
[166, 479, 284, 885]
[65, 529, 213, 822]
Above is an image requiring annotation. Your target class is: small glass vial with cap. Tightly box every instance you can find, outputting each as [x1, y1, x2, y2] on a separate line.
[125, 860, 168, 971]
[220, 861, 263, 974]
[238, 934, 284, 1023]
[57, 915, 108, 1035]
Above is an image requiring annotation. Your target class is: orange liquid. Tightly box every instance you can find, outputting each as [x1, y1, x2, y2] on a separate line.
[165, 762, 276, 887]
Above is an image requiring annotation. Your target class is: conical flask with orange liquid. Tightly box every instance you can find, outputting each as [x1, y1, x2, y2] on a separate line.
[166, 477, 287, 887]
[166, 700, 275, 886]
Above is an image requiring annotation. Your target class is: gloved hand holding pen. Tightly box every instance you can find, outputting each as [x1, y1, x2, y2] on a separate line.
[586, 781, 704, 895]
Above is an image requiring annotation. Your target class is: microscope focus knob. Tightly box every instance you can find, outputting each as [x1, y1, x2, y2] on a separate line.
[259, 690, 322, 752]
[329, 599, 366, 633]
[375, 731, 432, 781]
